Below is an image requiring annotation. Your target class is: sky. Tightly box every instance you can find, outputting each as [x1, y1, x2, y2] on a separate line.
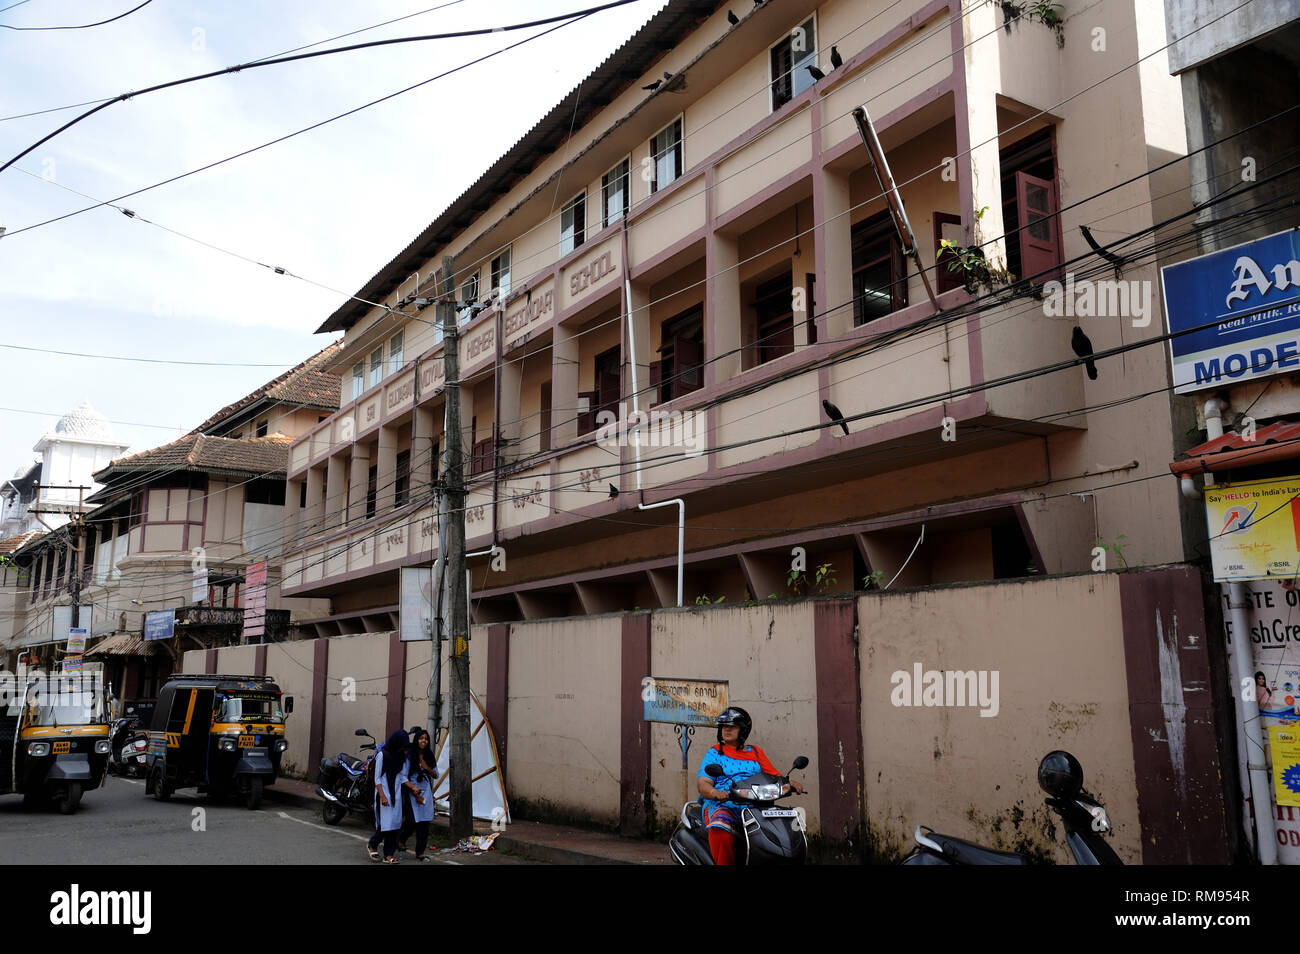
[0, 0, 668, 474]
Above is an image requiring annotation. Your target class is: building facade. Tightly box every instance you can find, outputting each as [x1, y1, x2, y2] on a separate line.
[281, 0, 1195, 628]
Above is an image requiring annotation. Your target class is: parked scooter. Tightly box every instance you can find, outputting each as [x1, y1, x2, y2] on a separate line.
[901, 751, 1123, 865]
[669, 756, 810, 865]
[108, 717, 148, 778]
[317, 728, 377, 826]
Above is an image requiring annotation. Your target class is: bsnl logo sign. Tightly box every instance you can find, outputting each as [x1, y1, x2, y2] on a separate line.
[1163, 229, 1300, 394]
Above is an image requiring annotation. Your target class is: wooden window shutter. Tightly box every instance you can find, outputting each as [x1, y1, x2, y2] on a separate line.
[648, 360, 663, 405]
[1016, 171, 1061, 285]
[676, 337, 703, 394]
[577, 390, 599, 435]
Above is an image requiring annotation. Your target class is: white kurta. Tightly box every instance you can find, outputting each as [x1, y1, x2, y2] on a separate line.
[373, 750, 408, 832]
[408, 767, 435, 824]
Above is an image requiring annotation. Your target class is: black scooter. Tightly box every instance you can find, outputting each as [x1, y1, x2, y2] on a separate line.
[107, 717, 148, 778]
[317, 728, 377, 826]
[901, 750, 1123, 865]
[670, 756, 810, 865]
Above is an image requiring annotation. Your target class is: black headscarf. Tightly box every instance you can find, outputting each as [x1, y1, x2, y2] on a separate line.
[379, 729, 409, 800]
[407, 726, 432, 782]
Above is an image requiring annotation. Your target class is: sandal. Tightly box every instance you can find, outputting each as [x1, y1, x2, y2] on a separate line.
[366, 847, 380, 862]
[383, 856, 399, 864]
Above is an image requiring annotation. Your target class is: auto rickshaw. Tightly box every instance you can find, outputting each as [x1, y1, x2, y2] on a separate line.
[0, 668, 112, 813]
[144, 673, 293, 809]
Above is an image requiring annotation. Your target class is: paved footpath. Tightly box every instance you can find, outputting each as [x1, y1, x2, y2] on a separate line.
[0, 774, 531, 866]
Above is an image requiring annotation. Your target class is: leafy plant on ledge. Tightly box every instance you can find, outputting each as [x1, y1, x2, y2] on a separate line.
[694, 594, 725, 605]
[788, 562, 837, 596]
[938, 239, 1017, 295]
[997, 0, 1065, 48]
[862, 569, 886, 590]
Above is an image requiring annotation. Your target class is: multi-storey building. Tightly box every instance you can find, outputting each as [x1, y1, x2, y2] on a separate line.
[282, 0, 1196, 626]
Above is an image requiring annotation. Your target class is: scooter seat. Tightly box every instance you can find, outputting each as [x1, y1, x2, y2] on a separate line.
[339, 753, 364, 771]
[685, 802, 704, 828]
[925, 830, 1029, 865]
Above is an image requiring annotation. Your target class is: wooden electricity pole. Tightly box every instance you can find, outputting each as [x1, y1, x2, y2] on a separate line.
[438, 255, 473, 838]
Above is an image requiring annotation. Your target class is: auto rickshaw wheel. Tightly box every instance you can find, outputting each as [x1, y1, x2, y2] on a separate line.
[246, 775, 263, 810]
[151, 767, 171, 802]
[58, 782, 82, 815]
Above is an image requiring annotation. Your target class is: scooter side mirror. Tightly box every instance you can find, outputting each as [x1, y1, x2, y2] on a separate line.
[1038, 750, 1084, 800]
[791, 756, 809, 771]
[284, 696, 294, 714]
[705, 764, 725, 778]
[354, 728, 370, 737]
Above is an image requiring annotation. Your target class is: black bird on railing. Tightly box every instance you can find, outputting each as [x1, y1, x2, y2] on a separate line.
[727, 10, 739, 25]
[806, 64, 825, 82]
[822, 400, 850, 435]
[1071, 327, 1098, 380]
[608, 484, 619, 498]
[830, 46, 843, 69]
[643, 79, 662, 91]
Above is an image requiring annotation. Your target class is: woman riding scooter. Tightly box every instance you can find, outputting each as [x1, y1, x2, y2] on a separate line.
[697, 707, 804, 865]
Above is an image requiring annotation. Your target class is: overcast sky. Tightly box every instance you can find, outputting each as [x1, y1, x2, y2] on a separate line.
[0, 0, 666, 474]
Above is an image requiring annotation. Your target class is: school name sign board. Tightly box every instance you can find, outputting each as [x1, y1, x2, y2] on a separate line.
[1162, 228, 1300, 394]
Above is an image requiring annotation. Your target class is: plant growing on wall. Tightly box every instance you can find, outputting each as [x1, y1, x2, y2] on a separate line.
[1095, 535, 1129, 569]
[788, 562, 837, 596]
[862, 569, 886, 590]
[996, 0, 1065, 47]
[694, 594, 725, 605]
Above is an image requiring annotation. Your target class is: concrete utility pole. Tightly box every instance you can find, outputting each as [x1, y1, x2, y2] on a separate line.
[438, 255, 473, 839]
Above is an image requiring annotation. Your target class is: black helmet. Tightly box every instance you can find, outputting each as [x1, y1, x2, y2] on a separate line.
[1038, 750, 1084, 800]
[716, 707, 753, 747]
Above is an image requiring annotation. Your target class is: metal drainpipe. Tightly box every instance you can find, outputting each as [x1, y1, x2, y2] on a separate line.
[1203, 396, 1278, 863]
[622, 222, 683, 606]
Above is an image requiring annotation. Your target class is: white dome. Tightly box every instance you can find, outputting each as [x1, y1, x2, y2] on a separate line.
[53, 402, 117, 442]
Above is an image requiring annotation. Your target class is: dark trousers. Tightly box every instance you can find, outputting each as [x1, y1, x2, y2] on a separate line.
[399, 789, 430, 856]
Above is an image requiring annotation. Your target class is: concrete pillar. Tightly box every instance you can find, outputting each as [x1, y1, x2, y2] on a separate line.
[325, 455, 347, 535]
[819, 168, 855, 340]
[304, 466, 325, 535]
[348, 445, 371, 524]
[497, 358, 523, 467]
[552, 324, 580, 447]
[283, 479, 303, 547]
[957, 3, 1008, 272]
[625, 281, 652, 409]
[375, 424, 398, 514]
[706, 230, 741, 385]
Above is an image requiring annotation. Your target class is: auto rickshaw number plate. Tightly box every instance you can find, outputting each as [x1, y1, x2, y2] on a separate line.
[52, 741, 71, 753]
[239, 735, 255, 748]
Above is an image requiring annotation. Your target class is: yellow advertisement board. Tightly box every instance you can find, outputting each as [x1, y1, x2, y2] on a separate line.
[1268, 725, 1300, 808]
[1204, 477, 1300, 582]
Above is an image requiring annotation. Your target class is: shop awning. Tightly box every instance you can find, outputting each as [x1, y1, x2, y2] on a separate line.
[1169, 421, 1300, 477]
[85, 632, 160, 657]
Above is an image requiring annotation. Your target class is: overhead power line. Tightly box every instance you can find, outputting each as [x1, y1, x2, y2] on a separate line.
[0, 0, 152, 30]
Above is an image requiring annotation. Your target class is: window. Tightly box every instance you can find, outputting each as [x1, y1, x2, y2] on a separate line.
[458, 273, 479, 328]
[852, 212, 908, 326]
[388, 330, 404, 375]
[540, 383, 552, 453]
[561, 192, 586, 256]
[933, 212, 965, 294]
[579, 346, 622, 433]
[128, 491, 144, 529]
[352, 362, 364, 400]
[770, 17, 817, 111]
[650, 119, 683, 193]
[368, 347, 384, 388]
[255, 419, 268, 438]
[299, 483, 307, 509]
[650, 306, 704, 403]
[365, 465, 377, 520]
[491, 249, 511, 301]
[754, 274, 795, 364]
[602, 159, 630, 227]
[394, 450, 410, 507]
[1000, 129, 1061, 285]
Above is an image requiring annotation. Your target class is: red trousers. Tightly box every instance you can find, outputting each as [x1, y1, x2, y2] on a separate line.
[708, 827, 738, 865]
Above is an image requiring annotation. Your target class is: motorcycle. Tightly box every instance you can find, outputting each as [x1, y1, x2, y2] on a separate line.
[669, 755, 810, 865]
[901, 750, 1123, 865]
[108, 717, 148, 778]
[317, 728, 377, 826]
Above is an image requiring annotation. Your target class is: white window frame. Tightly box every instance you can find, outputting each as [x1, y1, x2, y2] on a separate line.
[351, 362, 364, 401]
[458, 271, 480, 328]
[388, 329, 404, 376]
[649, 116, 684, 194]
[491, 248, 511, 302]
[560, 190, 586, 257]
[602, 156, 631, 229]
[768, 13, 819, 114]
[368, 346, 384, 388]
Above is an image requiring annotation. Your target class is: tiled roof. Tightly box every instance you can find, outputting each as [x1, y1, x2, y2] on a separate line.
[0, 530, 45, 555]
[95, 434, 292, 484]
[189, 343, 342, 435]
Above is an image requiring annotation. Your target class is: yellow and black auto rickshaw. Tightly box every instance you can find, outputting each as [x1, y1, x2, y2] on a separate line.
[0, 668, 112, 813]
[144, 673, 292, 809]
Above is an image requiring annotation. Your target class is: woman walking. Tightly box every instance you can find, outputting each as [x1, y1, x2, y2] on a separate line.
[371, 729, 410, 864]
[400, 726, 437, 862]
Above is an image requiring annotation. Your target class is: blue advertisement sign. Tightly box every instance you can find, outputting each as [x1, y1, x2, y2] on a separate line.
[1161, 228, 1300, 394]
[143, 609, 175, 641]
